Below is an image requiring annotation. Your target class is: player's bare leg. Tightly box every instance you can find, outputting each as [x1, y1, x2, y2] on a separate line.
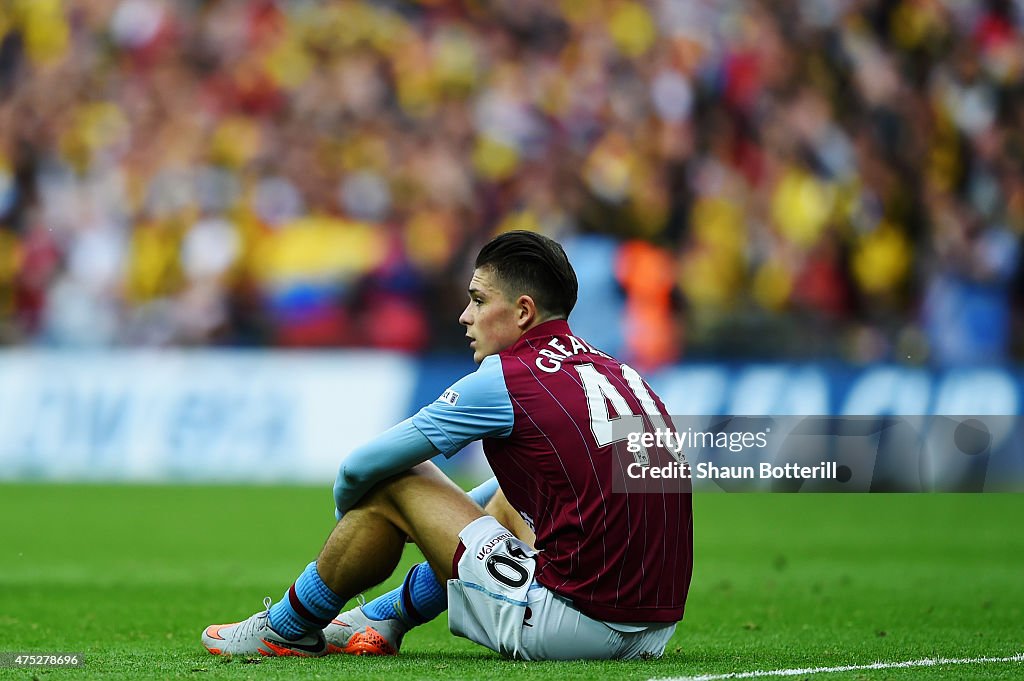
[324, 485, 534, 656]
[325, 478, 507, 655]
[201, 462, 483, 657]
[317, 461, 482, 589]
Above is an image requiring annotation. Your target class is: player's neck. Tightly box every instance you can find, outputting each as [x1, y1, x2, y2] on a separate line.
[517, 316, 566, 338]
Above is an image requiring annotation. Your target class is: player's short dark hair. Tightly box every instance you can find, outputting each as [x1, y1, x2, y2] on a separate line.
[475, 231, 578, 319]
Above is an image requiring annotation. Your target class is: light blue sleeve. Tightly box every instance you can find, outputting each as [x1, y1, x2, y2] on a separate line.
[333, 418, 438, 517]
[411, 354, 514, 458]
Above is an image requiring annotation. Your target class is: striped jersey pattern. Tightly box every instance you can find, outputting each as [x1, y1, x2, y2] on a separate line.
[484, 320, 692, 623]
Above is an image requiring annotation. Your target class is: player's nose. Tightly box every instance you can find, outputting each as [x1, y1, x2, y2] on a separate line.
[459, 304, 473, 326]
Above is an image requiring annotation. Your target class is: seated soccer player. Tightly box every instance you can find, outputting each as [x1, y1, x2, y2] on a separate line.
[201, 231, 693, 660]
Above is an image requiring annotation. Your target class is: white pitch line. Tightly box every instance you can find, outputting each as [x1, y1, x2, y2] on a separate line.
[652, 652, 1024, 681]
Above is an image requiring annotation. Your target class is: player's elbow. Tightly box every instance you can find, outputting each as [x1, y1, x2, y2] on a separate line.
[333, 462, 368, 510]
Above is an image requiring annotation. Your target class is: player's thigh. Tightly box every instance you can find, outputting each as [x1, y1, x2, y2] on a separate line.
[366, 461, 483, 582]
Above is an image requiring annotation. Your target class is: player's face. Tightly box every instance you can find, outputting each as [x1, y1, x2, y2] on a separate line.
[459, 268, 524, 363]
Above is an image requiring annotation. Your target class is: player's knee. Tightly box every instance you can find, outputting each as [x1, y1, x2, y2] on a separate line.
[351, 476, 404, 514]
[348, 463, 441, 513]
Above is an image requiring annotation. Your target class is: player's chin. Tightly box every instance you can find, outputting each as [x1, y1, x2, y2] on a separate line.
[470, 344, 492, 363]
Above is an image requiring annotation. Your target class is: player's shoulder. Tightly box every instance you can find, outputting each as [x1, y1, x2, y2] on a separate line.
[474, 353, 504, 377]
[441, 353, 507, 400]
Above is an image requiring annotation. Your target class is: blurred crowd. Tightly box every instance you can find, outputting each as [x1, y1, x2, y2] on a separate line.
[2, 0, 1024, 367]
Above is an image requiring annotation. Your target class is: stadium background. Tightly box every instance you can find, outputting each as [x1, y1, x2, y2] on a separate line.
[1, 0, 1022, 483]
[3, 0, 1024, 364]
[1, 1, 1022, 679]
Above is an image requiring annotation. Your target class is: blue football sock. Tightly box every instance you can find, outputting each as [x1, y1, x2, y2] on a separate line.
[269, 561, 344, 640]
[360, 582, 406, 622]
[362, 561, 446, 627]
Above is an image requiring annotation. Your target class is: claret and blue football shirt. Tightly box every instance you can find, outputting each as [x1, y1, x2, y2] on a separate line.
[335, 319, 693, 624]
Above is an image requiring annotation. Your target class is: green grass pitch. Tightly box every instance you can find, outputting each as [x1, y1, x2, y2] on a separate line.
[1, 484, 1022, 680]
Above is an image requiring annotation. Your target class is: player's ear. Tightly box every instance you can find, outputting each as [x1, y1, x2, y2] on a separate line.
[515, 294, 537, 330]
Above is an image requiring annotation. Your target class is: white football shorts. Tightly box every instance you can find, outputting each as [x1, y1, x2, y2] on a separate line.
[446, 516, 677, 661]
